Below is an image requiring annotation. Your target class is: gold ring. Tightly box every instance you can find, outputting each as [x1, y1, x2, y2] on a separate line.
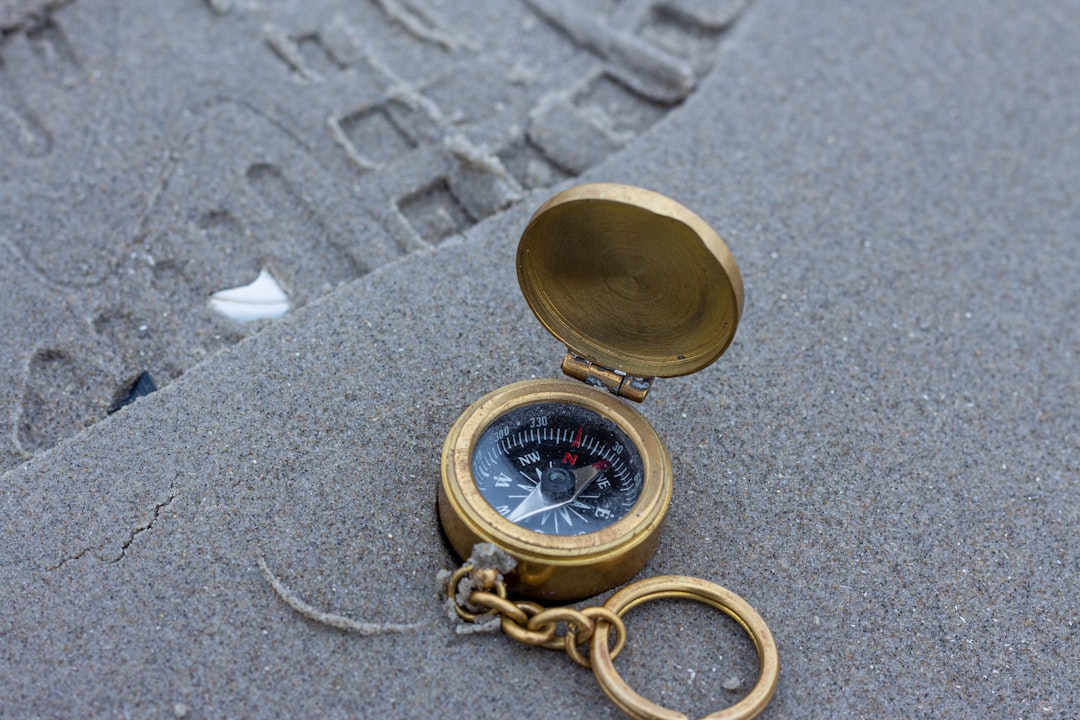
[589, 575, 779, 720]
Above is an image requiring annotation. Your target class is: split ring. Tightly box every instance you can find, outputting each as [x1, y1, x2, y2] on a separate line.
[589, 575, 779, 720]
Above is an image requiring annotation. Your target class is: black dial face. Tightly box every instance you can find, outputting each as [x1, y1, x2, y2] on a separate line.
[471, 402, 645, 535]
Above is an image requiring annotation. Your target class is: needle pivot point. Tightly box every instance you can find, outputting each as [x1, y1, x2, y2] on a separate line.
[541, 467, 576, 502]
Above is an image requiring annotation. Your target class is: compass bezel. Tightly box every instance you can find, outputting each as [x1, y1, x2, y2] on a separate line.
[439, 378, 672, 601]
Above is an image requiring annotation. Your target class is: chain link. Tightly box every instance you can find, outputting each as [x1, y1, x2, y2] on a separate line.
[446, 563, 626, 668]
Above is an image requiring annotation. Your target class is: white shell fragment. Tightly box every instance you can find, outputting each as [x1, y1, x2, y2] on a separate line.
[209, 269, 290, 322]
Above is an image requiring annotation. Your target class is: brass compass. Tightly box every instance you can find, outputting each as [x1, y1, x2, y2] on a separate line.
[438, 183, 744, 602]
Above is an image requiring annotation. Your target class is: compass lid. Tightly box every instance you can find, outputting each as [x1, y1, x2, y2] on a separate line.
[517, 183, 744, 379]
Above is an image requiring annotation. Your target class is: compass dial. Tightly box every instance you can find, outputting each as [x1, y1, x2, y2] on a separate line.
[472, 402, 644, 535]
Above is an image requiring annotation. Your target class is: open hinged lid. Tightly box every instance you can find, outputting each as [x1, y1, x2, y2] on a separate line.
[517, 183, 744, 385]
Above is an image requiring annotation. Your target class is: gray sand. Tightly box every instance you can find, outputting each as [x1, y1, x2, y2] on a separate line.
[1, 1, 1077, 718]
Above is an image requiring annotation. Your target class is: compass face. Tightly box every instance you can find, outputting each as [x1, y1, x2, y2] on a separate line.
[471, 402, 645, 535]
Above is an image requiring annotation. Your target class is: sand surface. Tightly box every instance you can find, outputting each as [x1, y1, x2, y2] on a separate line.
[1, 1, 1077, 718]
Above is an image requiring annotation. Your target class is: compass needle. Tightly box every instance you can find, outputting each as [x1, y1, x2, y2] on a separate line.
[475, 403, 643, 531]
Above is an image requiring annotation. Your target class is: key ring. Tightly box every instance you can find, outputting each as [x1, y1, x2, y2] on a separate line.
[590, 575, 779, 720]
[445, 558, 779, 720]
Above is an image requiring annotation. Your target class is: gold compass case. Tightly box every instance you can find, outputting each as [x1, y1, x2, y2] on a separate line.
[439, 379, 671, 601]
[438, 183, 743, 602]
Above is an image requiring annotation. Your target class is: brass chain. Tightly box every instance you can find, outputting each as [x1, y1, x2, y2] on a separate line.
[446, 564, 779, 720]
[446, 564, 627, 668]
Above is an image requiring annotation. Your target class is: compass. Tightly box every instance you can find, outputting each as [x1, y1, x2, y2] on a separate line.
[438, 183, 743, 601]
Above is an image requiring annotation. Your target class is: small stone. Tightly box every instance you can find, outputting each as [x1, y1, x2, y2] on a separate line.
[108, 371, 157, 414]
[174, 702, 190, 718]
[722, 676, 742, 691]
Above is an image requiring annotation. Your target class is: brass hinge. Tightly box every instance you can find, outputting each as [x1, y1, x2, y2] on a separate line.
[561, 352, 654, 403]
